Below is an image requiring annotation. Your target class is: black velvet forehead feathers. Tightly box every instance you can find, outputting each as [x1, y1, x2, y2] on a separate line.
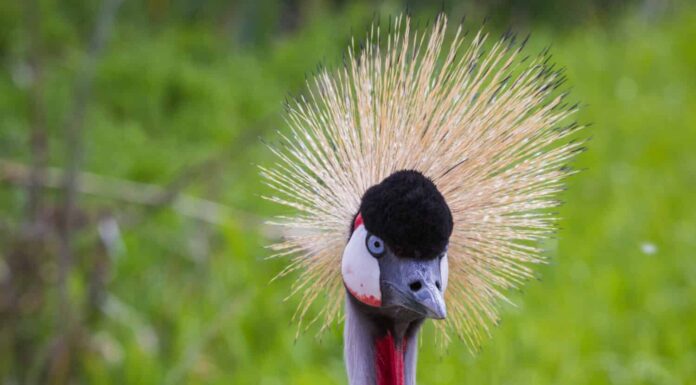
[357, 170, 453, 260]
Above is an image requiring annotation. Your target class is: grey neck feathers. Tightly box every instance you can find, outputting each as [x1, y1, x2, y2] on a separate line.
[344, 294, 421, 385]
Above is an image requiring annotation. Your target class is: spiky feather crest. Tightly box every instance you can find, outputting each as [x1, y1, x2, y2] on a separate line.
[261, 14, 582, 349]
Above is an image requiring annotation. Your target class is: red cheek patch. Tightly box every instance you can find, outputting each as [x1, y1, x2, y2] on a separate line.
[347, 286, 381, 307]
[353, 213, 364, 229]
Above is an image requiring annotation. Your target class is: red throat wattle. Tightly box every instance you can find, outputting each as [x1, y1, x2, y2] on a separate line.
[374, 331, 406, 385]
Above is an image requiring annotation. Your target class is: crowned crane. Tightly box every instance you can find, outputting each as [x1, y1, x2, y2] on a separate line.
[262, 14, 582, 385]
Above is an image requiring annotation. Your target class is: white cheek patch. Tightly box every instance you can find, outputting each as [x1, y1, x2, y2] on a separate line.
[440, 254, 449, 293]
[341, 225, 381, 307]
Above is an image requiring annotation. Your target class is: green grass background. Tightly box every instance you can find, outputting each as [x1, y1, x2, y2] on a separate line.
[0, 1, 694, 384]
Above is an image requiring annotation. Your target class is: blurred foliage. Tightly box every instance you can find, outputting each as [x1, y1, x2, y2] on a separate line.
[0, 0, 694, 384]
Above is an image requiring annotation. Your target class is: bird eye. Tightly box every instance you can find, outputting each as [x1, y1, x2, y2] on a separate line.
[366, 234, 385, 257]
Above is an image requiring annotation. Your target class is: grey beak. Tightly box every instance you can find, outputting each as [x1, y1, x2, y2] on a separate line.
[376, 247, 448, 320]
[383, 280, 447, 320]
[413, 281, 447, 319]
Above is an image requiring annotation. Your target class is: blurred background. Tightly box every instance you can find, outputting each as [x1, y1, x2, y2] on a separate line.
[0, 0, 695, 384]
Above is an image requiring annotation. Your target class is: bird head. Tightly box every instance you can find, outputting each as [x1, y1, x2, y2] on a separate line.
[341, 170, 452, 322]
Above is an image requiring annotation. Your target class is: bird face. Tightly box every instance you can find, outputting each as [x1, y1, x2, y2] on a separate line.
[341, 213, 448, 320]
[341, 170, 453, 321]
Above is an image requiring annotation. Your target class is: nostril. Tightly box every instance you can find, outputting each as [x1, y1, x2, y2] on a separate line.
[409, 281, 422, 292]
[435, 281, 441, 290]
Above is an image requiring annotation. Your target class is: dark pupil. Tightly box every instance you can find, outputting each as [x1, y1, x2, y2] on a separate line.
[374, 241, 381, 248]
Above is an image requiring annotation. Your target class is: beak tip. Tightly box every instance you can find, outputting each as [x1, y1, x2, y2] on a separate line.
[384, 281, 447, 320]
[420, 286, 447, 320]
[428, 303, 447, 320]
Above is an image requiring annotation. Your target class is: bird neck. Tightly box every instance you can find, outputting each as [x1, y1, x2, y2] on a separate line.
[344, 294, 422, 385]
